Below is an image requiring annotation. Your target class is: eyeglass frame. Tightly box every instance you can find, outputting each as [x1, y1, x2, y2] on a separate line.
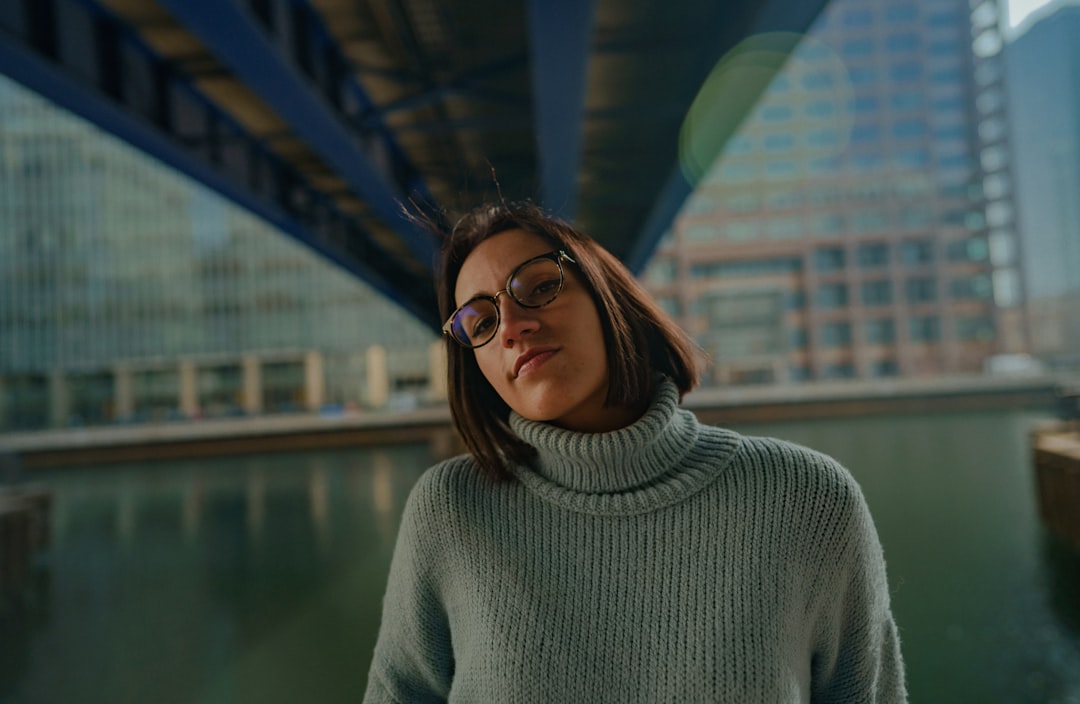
[442, 249, 577, 348]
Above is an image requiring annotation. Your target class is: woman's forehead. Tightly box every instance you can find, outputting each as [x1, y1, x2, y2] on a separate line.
[454, 229, 553, 301]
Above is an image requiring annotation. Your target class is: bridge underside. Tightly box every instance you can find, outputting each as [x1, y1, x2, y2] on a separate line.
[0, 0, 828, 329]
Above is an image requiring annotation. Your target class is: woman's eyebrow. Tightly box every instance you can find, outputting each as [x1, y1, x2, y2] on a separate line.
[458, 261, 516, 302]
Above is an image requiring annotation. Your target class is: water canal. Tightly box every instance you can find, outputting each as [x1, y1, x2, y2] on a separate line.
[2, 409, 1079, 703]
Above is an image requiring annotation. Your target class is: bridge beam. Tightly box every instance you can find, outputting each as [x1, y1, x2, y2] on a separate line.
[157, 0, 440, 264]
[528, 0, 596, 220]
[0, 0, 438, 326]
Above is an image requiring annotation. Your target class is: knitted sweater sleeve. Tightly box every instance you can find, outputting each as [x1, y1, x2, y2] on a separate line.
[363, 468, 454, 704]
[807, 456, 907, 703]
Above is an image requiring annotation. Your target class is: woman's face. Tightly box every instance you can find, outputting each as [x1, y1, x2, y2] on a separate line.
[454, 228, 633, 433]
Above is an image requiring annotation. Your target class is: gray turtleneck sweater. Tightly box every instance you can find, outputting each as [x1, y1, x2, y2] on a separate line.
[364, 378, 907, 703]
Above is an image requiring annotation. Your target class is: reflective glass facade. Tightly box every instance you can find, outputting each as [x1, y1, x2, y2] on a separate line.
[647, 0, 1025, 385]
[0, 76, 437, 430]
[1005, 5, 1080, 367]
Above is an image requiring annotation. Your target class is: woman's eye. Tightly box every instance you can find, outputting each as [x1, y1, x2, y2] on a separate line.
[530, 278, 559, 297]
[471, 315, 496, 338]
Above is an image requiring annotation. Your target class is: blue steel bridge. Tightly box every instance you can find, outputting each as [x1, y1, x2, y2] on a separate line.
[0, 0, 827, 329]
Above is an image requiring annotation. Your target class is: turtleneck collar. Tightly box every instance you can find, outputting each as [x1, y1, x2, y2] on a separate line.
[507, 376, 734, 515]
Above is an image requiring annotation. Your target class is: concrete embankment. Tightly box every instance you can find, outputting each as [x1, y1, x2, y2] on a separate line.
[0, 373, 1073, 469]
[1033, 421, 1080, 551]
[0, 485, 51, 610]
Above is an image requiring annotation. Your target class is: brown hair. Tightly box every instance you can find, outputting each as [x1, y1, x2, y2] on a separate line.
[436, 201, 700, 479]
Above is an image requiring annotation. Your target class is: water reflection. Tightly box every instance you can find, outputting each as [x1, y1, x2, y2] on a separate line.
[3, 413, 1080, 703]
[370, 451, 399, 541]
[309, 461, 331, 551]
[2, 445, 432, 704]
[183, 475, 205, 543]
[1043, 536, 1080, 640]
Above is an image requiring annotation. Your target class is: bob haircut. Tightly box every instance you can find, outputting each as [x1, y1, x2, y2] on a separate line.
[437, 201, 700, 480]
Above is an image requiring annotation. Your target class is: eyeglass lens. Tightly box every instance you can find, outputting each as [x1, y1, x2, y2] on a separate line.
[450, 256, 563, 347]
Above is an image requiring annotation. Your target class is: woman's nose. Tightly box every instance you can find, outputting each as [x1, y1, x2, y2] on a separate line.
[498, 297, 540, 347]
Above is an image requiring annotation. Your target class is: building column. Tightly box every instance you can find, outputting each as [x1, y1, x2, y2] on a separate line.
[428, 341, 447, 402]
[242, 354, 263, 416]
[304, 350, 325, 412]
[113, 365, 134, 422]
[366, 345, 389, 409]
[49, 370, 71, 428]
[179, 360, 199, 419]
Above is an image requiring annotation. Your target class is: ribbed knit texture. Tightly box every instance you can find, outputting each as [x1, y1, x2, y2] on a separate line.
[364, 378, 907, 703]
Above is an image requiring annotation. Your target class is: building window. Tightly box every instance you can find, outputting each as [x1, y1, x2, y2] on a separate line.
[644, 257, 677, 285]
[683, 223, 719, 242]
[893, 119, 927, 140]
[899, 205, 932, 228]
[765, 191, 803, 210]
[689, 257, 801, 278]
[886, 33, 921, 52]
[789, 365, 812, 382]
[864, 318, 896, 344]
[656, 296, 682, 318]
[950, 274, 993, 300]
[908, 316, 941, 342]
[852, 124, 882, 144]
[900, 239, 935, 266]
[805, 100, 836, 119]
[815, 247, 846, 272]
[806, 128, 841, 149]
[725, 221, 759, 241]
[803, 71, 837, 90]
[929, 39, 962, 57]
[927, 11, 963, 27]
[890, 62, 922, 82]
[765, 160, 797, 179]
[725, 135, 754, 154]
[763, 133, 796, 151]
[955, 315, 995, 342]
[947, 237, 990, 262]
[820, 322, 852, 348]
[724, 193, 759, 213]
[843, 39, 874, 57]
[811, 214, 846, 236]
[817, 283, 849, 309]
[718, 161, 756, 183]
[861, 280, 894, 306]
[891, 91, 924, 111]
[857, 243, 890, 268]
[843, 9, 874, 27]
[823, 363, 856, 379]
[905, 276, 937, 303]
[790, 327, 809, 349]
[852, 210, 888, 232]
[930, 68, 964, 85]
[761, 105, 795, 122]
[885, 4, 918, 22]
[766, 217, 802, 240]
[850, 67, 878, 86]
[869, 359, 899, 377]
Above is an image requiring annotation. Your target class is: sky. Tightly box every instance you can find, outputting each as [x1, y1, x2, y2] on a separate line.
[1007, 0, 1061, 28]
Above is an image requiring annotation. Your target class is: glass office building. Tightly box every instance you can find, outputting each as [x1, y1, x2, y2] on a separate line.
[1005, 4, 1080, 369]
[646, 0, 1026, 385]
[0, 75, 438, 431]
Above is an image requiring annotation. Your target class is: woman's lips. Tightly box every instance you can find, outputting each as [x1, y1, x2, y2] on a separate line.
[514, 348, 558, 378]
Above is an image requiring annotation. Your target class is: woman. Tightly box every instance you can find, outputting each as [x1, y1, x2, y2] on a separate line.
[364, 201, 907, 703]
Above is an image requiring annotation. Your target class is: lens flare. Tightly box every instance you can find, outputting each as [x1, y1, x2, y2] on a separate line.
[678, 33, 854, 187]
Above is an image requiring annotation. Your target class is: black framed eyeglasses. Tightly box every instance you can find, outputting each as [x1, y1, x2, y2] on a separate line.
[443, 250, 577, 348]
